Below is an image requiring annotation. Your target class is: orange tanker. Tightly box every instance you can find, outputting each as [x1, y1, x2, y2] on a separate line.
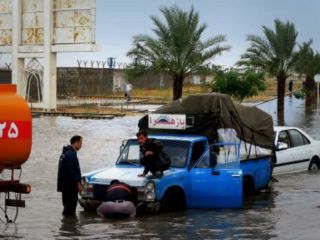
[0, 84, 32, 172]
[0, 84, 32, 222]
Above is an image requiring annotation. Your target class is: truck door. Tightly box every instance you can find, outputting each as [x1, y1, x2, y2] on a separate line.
[188, 143, 243, 208]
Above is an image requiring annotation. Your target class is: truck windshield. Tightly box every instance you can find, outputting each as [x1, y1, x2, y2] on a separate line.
[117, 139, 190, 168]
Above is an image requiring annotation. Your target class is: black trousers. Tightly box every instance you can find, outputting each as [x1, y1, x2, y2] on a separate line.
[140, 155, 169, 175]
[62, 188, 78, 216]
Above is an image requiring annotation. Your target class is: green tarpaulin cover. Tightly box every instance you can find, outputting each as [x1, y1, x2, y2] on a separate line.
[138, 93, 274, 149]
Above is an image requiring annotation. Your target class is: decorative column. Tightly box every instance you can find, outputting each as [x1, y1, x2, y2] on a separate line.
[43, 0, 57, 110]
[11, 0, 25, 97]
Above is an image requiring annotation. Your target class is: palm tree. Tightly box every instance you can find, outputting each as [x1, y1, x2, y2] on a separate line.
[238, 19, 298, 123]
[127, 5, 230, 100]
[295, 40, 320, 107]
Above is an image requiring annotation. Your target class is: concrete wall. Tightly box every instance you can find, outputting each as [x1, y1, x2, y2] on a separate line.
[121, 71, 197, 89]
[124, 71, 174, 89]
[57, 67, 113, 97]
[0, 67, 201, 97]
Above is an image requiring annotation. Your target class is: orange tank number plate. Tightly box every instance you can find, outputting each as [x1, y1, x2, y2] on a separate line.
[0, 121, 31, 140]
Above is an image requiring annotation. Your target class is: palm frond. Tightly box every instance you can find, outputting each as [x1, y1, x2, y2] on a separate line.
[127, 5, 229, 78]
[239, 19, 298, 78]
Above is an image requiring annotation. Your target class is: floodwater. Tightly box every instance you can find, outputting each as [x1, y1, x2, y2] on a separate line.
[1, 96, 320, 239]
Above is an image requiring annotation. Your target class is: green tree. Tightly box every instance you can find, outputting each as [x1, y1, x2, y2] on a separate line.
[127, 5, 230, 100]
[238, 19, 298, 123]
[295, 40, 320, 107]
[211, 68, 266, 103]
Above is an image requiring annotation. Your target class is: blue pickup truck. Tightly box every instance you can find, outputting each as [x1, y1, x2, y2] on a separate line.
[80, 93, 273, 212]
[79, 134, 271, 212]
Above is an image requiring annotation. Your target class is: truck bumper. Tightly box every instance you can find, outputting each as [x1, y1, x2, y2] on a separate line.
[79, 197, 161, 214]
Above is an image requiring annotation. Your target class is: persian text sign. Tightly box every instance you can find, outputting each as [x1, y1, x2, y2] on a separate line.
[149, 114, 186, 130]
[0, 121, 31, 139]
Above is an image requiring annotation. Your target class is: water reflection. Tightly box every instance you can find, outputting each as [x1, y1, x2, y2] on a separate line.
[58, 217, 81, 239]
[56, 202, 279, 240]
[257, 96, 320, 135]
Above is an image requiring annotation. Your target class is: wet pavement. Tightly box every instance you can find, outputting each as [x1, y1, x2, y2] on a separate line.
[1, 96, 320, 239]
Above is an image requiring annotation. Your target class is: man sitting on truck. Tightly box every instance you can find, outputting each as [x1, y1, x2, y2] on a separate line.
[136, 130, 171, 179]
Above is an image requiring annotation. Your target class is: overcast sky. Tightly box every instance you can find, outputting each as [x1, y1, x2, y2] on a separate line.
[2, 0, 320, 68]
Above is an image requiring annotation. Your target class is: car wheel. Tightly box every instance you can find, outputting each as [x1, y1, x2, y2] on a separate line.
[308, 157, 320, 172]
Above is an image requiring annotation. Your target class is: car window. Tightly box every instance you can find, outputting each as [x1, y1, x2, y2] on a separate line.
[196, 144, 240, 169]
[288, 129, 310, 147]
[127, 144, 140, 161]
[278, 131, 291, 148]
[158, 140, 190, 168]
[190, 141, 206, 168]
[117, 140, 141, 164]
[196, 150, 211, 168]
[303, 135, 310, 144]
[116, 139, 190, 168]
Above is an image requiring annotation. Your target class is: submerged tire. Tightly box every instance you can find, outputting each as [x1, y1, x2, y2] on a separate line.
[160, 188, 186, 212]
[308, 157, 320, 172]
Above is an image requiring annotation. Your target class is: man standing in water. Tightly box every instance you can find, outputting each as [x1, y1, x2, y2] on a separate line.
[57, 135, 83, 216]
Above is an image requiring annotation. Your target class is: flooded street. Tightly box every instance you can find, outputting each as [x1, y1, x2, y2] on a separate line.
[1, 96, 320, 239]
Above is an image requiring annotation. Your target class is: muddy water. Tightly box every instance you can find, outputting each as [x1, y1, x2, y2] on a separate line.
[1, 97, 320, 239]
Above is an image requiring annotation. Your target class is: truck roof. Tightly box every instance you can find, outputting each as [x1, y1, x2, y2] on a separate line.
[130, 134, 208, 142]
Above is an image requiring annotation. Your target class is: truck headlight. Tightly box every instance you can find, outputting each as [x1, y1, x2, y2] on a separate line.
[144, 180, 156, 202]
[81, 177, 93, 194]
[145, 192, 155, 201]
[146, 182, 155, 191]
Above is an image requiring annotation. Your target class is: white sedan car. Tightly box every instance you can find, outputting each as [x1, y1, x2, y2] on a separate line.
[273, 126, 320, 175]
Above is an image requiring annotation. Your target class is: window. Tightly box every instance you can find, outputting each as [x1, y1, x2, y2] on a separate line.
[196, 151, 211, 168]
[278, 131, 291, 148]
[158, 140, 190, 168]
[190, 141, 206, 168]
[117, 140, 141, 164]
[116, 139, 190, 168]
[288, 130, 310, 147]
[196, 144, 240, 169]
[127, 145, 140, 161]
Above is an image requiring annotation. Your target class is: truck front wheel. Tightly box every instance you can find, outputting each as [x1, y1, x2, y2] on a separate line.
[160, 188, 186, 212]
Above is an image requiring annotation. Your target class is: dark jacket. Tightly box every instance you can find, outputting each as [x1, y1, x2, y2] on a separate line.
[105, 182, 137, 203]
[57, 145, 81, 192]
[140, 139, 171, 165]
